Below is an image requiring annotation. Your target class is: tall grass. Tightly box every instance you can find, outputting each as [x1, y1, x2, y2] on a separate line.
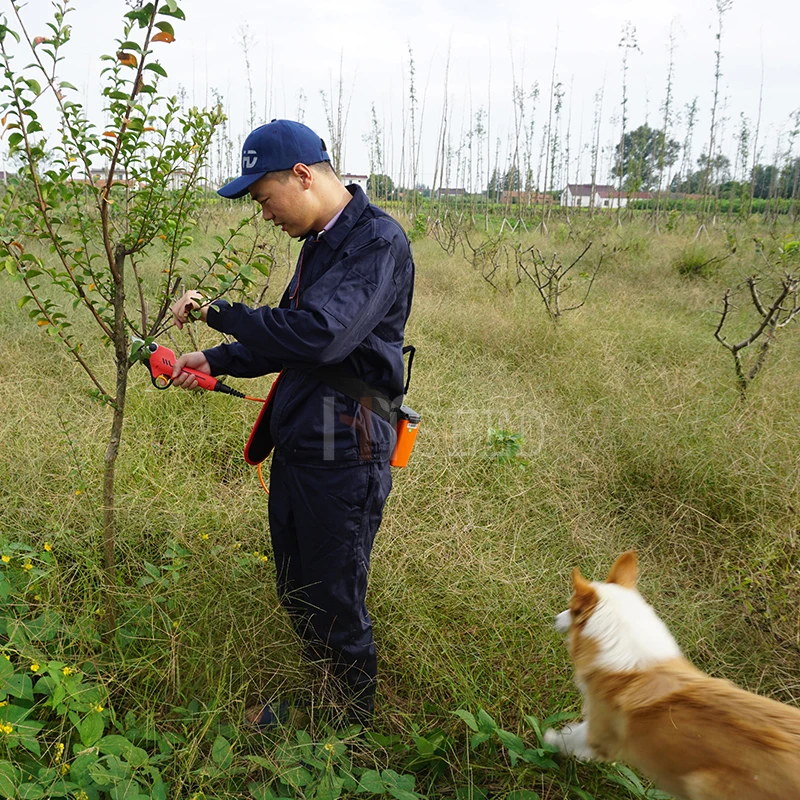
[2, 209, 800, 797]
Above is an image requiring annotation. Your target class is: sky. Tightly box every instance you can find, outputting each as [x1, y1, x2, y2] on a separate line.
[5, 0, 800, 189]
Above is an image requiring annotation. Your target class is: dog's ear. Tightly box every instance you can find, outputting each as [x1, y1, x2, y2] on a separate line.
[571, 567, 598, 621]
[606, 550, 638, 588]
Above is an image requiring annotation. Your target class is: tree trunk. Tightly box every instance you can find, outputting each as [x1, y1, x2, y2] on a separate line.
[102, 243, 129, 634]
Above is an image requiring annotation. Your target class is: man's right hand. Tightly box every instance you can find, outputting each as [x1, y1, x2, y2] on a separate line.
[172, 351, 211, 390]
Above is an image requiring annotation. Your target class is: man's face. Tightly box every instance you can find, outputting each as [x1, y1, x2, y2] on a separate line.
[249, 170, 314, 238]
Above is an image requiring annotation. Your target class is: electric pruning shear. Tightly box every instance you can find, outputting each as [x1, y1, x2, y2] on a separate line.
[131, 338, 247, 398]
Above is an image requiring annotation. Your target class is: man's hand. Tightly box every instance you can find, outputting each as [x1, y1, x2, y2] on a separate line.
[172, 351, 211, 390]
[171, 289, 208, 330]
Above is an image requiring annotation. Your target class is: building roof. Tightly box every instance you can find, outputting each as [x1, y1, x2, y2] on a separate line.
[566, 183, 618, 197]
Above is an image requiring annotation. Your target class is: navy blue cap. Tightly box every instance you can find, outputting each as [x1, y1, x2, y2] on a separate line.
[217, 119, 331, 199]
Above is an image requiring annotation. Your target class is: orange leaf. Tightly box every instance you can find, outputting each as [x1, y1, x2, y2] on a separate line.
[0, 116, 6, 127]
[36, 319, 49, 327]
[143, 126, 156, 132]
[151, 31, 175, 44]
[102, 131, 117, 138]
[9, 241, 24, 253]
[116, 51, 138, 67]
[88, 283, 95, 291]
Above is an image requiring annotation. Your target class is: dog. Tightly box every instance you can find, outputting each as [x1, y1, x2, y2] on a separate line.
[543, 551, 800, 800]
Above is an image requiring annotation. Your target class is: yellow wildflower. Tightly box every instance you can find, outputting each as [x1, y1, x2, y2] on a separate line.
[1, 555, 9, 563]
[0, 723, 13, 735]
[33, 595, 41, 601]
[30, 663, 39, 672]
[259, 555, 269, 563]
[200, 533, 209, 540]
[61, 666, 75, 676]
[60, 763, 70, 775]
[75, 489, 82, 496]
[22, 561, 33, 571]
[172, 621, 178, 629]
[2, 655, 9, 661]
[44, 543, 52, 552]
[54, 742, 64, 763]
[0, 701, 7, 707]
[93, 704, 104, 713]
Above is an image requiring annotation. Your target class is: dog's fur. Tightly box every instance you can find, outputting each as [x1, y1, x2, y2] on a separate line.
[544, 551, 800, 800]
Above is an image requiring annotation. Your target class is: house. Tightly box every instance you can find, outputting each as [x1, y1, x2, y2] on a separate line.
[340, 173, 368, 195]
[436, 187, 466, 198]
[500, 190, 554, 205]
[560, 184, 653, 209]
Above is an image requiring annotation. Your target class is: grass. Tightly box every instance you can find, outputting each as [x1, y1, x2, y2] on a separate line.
[1, 208, 800, 798]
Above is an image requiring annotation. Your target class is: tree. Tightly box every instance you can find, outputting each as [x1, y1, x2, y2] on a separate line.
[367, 172, 394, 199]
[611, 123, 680, 191]
[750, 164, 780, 199]
[0, 1, 267, 627]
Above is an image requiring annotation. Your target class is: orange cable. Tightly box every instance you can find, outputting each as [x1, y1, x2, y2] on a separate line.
[245, 394, 269, 495]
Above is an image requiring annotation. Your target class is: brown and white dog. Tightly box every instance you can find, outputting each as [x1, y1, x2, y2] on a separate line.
[544, 551, 800, 800]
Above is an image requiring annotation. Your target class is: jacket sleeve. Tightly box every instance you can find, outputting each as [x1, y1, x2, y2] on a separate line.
[204, 236, 398, 368]
[202, 341, 283, 378]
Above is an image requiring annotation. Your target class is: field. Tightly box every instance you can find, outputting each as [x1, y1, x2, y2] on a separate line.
[2, 207, 800, 798]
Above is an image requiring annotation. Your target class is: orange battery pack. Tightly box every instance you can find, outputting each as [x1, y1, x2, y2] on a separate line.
[390, 405, 421, 468]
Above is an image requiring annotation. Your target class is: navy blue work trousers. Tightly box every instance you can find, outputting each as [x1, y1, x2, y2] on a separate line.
[268, 453, 392, 704]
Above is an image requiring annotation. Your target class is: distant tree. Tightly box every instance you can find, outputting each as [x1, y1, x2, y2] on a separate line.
[367, 172, 394, 199]
[697, 151, 731, 191]
[503, 164, 521, 192]
[673, 152, 731, 194]
[487, 167, 501, 202]
[612, 123, 680, 191]
[750, 164, 780, 199]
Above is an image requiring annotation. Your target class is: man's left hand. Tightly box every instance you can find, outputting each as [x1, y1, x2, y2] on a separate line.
[171, 290, 208, 330]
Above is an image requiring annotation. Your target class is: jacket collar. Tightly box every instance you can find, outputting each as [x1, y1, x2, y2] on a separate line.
[311, 184, 367, 251]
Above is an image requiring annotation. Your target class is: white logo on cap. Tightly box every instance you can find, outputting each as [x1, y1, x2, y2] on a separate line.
[242, 150, 258, 170]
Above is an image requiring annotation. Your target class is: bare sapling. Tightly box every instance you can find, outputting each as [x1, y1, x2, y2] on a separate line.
[517, 241, 602, 322]
[320, 51, 352, 175]
[616, 22, 641, 222]
[463, 230, 518, 291]
[714, 241, 800, 398]
[701, 0, 733, 220]
[431, 208, 467, 255]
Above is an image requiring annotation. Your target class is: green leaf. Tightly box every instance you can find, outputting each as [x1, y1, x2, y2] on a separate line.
[477, 708, 496, 734]
[0, 656, 13, 687]
[17, 784, 44, 800]
[144, 63, 167, 78]
[357, 769, 385, 793]
[211, 734, 233, 769]
[496, 728, 525, 755]
[158, 3, 186, 19]
[0, 761, 19, 799]
[7, 132, 23, 147]
[154, 21, 174, 36]
[282, 766, 312, 789]
[455, 789, 488, 800]
[79, 710, 105, 747]
[453, 709, 478, 732]
[17, 295, 32, 308]
[469, 732, 492, 749]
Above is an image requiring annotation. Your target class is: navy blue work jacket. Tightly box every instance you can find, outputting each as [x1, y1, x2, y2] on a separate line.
[203, 185, 415, 465]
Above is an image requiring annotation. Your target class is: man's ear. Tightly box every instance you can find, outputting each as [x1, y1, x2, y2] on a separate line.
[606, 550, 638, 588]
[292, 163, 313, 189]
[571, 567, 598, 621]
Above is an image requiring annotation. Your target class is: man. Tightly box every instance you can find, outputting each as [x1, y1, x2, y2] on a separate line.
[170, 120, 415, 727]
